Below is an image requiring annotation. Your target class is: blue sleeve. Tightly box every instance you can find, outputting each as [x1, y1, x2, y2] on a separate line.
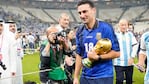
[76, 29, 82, 56]
[103, 23, 120, 51]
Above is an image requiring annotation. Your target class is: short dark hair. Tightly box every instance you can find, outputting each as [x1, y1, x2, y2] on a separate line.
[77, 0, 95, 8]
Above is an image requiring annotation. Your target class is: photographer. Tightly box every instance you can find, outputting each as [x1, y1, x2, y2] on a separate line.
[39, 25, 69, 84]
[64, 28, 76, 84]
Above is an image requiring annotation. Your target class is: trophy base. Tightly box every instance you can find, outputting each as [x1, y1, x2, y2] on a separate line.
[82, 58, 92, 68]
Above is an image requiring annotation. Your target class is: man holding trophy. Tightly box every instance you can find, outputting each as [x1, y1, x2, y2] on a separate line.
[82, 37, 112, 68]
[73, 0, 120, 84]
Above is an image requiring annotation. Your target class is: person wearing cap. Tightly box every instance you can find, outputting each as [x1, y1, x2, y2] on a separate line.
[0, 21, 17, 84]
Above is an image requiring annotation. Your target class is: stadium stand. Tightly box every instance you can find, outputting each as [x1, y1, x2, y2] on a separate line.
[0, 0, 149, 34]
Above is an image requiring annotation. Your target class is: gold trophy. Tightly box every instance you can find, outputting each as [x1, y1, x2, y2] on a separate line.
[82, 38, 112, 68]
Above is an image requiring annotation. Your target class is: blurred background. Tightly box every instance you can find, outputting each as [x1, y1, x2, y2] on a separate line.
[0, 0, 149, 35]
[0, 0, 147, 83]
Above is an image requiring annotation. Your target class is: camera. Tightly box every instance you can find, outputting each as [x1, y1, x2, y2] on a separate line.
[64, 50, 76, 58]
[17, 28, 22, 33]
[57, 30, 67, 37]
[54, 30, 67, 44]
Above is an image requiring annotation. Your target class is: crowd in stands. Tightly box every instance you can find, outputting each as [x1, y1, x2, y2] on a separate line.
[0, 6, 148, 39]
[1, 0, 149, 84]
[0, 7, 49, 35]
[37, 0, 98, 2]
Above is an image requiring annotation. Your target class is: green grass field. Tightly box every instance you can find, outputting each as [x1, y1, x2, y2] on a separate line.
[22, 52, 145, 84]
[22, 52, 40, 83]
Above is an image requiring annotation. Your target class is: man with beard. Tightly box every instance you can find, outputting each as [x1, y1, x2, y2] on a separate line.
[0, 20, 17, 84]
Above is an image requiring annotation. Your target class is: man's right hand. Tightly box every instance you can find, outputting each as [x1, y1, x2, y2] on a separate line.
[136, 63, 146, 73]
[73, 78, 79, 84]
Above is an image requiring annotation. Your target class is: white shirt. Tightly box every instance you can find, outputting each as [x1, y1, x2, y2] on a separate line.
[139, 32, 149, 81]
[27, 35, 35, 43]
[56, 24, 64, 32]
[113, 31, 138, 66]
[0, 31, 17, 84]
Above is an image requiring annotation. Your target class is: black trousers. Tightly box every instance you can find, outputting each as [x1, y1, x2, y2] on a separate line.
[114, 66, 134, 84]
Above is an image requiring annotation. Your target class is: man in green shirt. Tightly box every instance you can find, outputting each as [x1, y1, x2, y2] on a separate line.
[40, 26, 68, 84]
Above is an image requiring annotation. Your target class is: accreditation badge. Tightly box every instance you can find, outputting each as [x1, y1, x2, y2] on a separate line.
[96, 32, 101, 40]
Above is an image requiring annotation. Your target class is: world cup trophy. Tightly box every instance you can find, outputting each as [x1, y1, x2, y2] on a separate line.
[82, 38, 112, 68]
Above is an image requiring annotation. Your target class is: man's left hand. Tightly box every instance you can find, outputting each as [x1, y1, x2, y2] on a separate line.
[128, 58, 134, 66]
